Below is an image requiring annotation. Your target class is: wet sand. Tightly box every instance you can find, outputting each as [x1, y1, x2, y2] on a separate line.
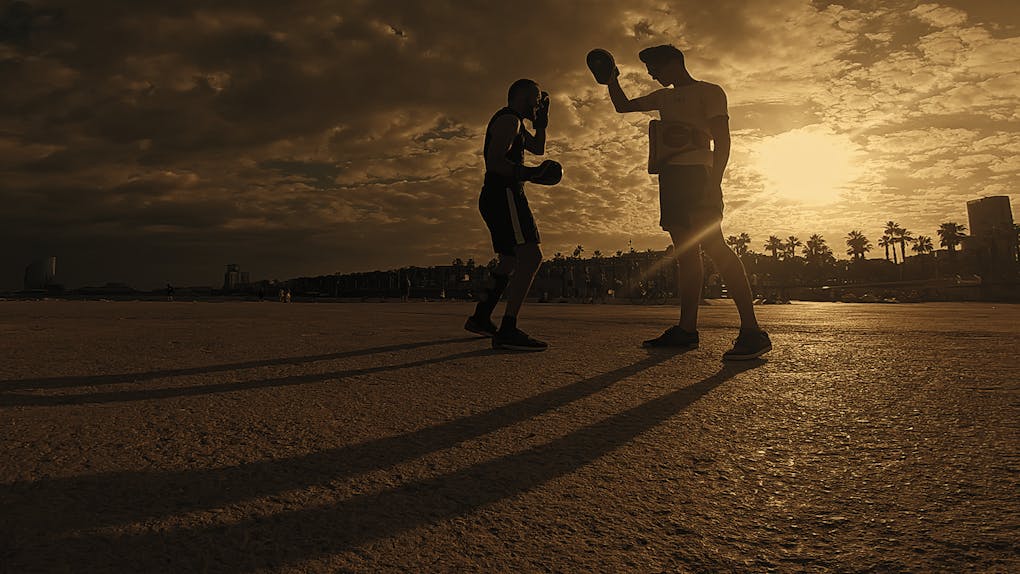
[1, 300, 1017, 573]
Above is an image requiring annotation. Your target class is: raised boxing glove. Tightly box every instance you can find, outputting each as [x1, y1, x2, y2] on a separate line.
[533, 91, 550, 130]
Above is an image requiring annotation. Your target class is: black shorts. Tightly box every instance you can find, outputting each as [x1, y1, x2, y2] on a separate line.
[479, 180, 540, 256]
[658, 164, 724, 231]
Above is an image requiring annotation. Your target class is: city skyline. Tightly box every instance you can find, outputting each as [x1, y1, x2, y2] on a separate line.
[3, 1, 1019, 289]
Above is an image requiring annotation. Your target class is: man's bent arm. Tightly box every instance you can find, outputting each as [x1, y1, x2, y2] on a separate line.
[524, 127, 545, 155]
[708, 115, 731, 187]
[608, 78, 658, 113]
[608, 77, 633, 113]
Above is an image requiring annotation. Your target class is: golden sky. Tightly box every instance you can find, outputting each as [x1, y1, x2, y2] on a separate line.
[1, 0, 1018, 288]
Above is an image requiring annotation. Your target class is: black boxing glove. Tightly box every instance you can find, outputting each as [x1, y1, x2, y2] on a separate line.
[515, 159, 562, 186]
[533, 91, 550, 130]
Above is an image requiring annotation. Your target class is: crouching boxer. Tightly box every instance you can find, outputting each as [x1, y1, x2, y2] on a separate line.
[464, 78, 562, 351]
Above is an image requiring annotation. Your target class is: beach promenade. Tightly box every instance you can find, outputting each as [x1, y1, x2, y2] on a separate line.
[1, 300, 1017, 573]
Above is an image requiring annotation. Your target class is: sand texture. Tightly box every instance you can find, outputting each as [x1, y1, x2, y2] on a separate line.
[1, 300, 1017, 573]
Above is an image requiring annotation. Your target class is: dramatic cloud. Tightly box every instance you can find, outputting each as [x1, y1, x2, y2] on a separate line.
[1, 0, 1017, 289]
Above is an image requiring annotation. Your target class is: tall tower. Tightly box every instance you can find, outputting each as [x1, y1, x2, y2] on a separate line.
[223, 263, 241, 290]
[965, 196, 1017, 276]
[23, 257, 57, 290]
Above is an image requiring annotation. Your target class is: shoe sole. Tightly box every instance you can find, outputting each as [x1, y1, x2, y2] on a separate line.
[465, 325, 496, 338]
[641, 342, 698, 349]
[493, 343, 548, 352]
[723, 344, 772, 360]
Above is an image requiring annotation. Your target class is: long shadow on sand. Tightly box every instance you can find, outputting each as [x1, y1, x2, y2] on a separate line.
[0, 336, 480, 392]
[3, 360, 760, 572]
[3, 352, 679, 536]
[0, 341, 488, 407]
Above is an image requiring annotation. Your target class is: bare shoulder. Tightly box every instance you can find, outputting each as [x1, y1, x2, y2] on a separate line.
[492, 113, 521, 131]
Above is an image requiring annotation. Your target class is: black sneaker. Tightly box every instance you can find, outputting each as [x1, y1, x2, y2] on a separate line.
[723, 329, 772, 360]
[464, 315, 498, 338]
[642, 326, 699, 348]
[492, 328, 548, 352]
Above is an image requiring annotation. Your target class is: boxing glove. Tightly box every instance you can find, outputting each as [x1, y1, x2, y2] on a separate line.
[516, 160, 562, 186]
[533, 91, 550, 130]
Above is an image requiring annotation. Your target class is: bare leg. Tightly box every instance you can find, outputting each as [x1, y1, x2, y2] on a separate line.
[494, 255, 515, 277]
[701, 224, 760, 330]
[472, 255, 515, 320]
[669, 229, 704, 332]
[502, 243, 543, 321]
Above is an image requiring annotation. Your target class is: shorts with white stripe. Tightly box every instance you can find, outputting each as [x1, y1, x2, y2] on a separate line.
[479, 181, 540, 256]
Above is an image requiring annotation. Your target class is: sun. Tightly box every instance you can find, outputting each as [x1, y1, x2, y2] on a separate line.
[751, 126, 864, 204]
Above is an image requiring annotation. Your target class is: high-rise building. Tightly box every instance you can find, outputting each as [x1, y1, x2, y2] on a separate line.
[23, 256, 57, 290]
[965, 196, 1018, 276]
[222, 264, 253, 291]
[223, 263, 242, 290]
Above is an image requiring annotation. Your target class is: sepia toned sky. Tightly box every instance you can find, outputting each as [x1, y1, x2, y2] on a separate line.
[2, 0, 1018, 289]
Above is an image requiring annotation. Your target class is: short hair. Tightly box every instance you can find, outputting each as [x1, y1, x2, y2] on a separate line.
[508, 78, 538, 105]
[639, 44, 685, 68]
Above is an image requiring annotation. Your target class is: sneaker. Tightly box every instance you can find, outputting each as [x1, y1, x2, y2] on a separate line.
[492, 328, 548, 352]
[464, 315, 498, 338]
[642, 325, 699, 348]
[723, 329, 772, 360]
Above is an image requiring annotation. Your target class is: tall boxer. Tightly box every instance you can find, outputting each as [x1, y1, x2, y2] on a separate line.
[589, 45, 771, 360]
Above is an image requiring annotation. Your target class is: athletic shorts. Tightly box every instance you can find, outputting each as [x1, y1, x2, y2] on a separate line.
[658, 164, 724, 231]
[479, 180, 540, 256]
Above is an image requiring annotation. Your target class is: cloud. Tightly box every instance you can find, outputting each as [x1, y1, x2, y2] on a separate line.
[1, 0, 1018, 289]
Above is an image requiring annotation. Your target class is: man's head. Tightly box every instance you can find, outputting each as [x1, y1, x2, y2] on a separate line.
[507, 78, 542, 120]
[638, 44, 688, 86]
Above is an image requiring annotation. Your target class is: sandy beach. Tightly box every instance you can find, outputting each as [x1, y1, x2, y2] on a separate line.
[1, 300, 1017, 573]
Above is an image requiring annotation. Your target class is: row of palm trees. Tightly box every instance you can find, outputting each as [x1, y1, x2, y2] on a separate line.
[508, 221, 973, 269]
[724, 221, 969, 263]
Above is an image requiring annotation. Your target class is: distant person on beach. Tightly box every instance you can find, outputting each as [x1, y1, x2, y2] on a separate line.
[166, 283, 174, 302]
[464, 78, 563, 351]
[588, 45, 770, 360]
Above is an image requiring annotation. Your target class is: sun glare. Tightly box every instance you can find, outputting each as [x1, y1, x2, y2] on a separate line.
[752, 126, 864, 204]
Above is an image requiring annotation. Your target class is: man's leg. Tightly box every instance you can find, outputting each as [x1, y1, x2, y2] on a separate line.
[700, 224, 759, 331]
[501, 242, 542, 327]
[491, 242, 547, 351]
[472, 256, 514, 320]
[669, 229, 706, 333]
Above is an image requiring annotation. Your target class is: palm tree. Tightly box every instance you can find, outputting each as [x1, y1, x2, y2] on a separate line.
[764, 235, 784, 258]
[883, 220, 902, 241]
[803, 234, 834, 262]
[878, 235, 894, 262]
[592, 249, 603, 259]
[785, 235, 802, 260]
[912, 235, 934, 255]
[572, 244, 584, 259]
[895, 227, 913, 263]
[937, 222, 967, 254]
[726, 233, 751, 256]
[738, 232, 751, 256]
[845, 230, 872, 261]
[882, 221, 902, 264]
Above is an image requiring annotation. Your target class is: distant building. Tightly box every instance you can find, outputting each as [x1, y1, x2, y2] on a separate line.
[23, 256, 57, 290]
[223, 264, 251, 291]
[965, 196, 1018, 277]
